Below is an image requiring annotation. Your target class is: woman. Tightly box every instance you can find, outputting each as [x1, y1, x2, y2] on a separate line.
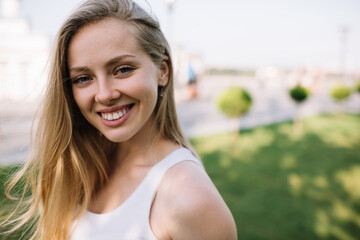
[3, 0, 237, 239]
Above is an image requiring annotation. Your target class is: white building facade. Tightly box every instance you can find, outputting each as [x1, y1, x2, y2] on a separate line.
[0, 0, 49, 101]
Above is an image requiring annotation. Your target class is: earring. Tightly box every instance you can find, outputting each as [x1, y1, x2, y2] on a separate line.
[159, 83, 165, 97]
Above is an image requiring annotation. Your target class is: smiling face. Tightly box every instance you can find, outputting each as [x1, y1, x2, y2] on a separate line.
[68, 18, 168, 143]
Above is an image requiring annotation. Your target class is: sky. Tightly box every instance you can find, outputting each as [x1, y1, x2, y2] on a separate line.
[13, 0, 360, 72]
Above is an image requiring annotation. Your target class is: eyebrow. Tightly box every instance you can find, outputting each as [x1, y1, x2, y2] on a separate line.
[69, 54, 137, 74]
[105, 54, 137, 67]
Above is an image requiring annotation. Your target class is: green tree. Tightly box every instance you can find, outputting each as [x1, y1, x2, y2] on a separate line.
[330, 85, 351, 116]
[356, 82, 360, 112]
[290, 85, 309, 103]
[289, 85, 310, 135]
[217, 87, 252, 148]
[356, 82, 360, 93]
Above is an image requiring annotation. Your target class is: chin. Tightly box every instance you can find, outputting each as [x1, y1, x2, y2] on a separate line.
[101, 131, 134, 143]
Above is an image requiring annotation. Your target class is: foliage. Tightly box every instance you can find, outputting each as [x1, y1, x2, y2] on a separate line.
[356, 82, 360, 93]
[217, 87, 252, 118]
[289, 85, 309, 103]
[191, 114, 360, 240]
[330, 86, 351, 101]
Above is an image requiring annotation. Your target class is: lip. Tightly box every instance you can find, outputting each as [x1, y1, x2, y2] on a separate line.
[98, 104, 132, 114]
[98, 104, 134, 127]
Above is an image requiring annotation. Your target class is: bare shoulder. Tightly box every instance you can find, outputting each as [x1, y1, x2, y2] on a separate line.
[151, 160, 237, 240]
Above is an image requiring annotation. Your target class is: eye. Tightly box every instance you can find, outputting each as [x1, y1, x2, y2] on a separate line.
[115, 66, 134, 76]
[72, 75, 92, 84]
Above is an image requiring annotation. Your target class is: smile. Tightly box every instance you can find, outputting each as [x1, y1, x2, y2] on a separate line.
[99, 104, 134, 121]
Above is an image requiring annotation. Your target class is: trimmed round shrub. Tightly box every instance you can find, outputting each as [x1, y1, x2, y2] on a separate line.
[356, 82, 360, 93]
[289, 85, 309, 103]
[217, 87, 252, 118]
[331, 86, 351, 101]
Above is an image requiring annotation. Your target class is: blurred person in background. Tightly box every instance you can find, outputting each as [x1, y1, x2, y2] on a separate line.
[1, 0, 237, 239]
[187, 61, 198, 99]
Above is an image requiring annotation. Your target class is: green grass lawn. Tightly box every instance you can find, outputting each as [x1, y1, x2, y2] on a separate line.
[191, 114, 360, 240]
[0, 165, 35, 240]
[1, 114, 359, 239]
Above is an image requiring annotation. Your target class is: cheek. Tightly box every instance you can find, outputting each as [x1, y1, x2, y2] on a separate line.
[142, 81, 158, 105]
[72, 88, 91, 112]
[128, 76, 158, 100]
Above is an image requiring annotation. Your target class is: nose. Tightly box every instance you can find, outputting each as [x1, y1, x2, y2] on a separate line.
[95, 77, 121, 104]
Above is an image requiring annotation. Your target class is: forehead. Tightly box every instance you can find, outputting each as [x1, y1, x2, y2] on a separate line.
[68, 18, 143, 66]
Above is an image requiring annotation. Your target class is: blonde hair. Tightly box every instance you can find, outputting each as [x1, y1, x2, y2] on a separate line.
[2, 0, 195, 239]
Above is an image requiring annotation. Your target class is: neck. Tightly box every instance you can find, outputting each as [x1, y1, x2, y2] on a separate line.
[112, 117, 176, 169]
[117, 134, 162, 165]
[112, 134, 179, 172]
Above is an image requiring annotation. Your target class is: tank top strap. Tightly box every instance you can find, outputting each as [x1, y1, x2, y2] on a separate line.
[137, 147, 203, 210]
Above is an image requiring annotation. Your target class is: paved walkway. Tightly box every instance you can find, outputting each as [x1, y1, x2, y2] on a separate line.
[1, 75, 359, 165]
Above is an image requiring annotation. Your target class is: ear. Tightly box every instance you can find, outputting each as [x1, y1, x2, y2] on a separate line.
[158, 56, 170, 87]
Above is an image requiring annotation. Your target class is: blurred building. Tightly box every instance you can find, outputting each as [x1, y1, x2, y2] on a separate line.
[0, 0, 50, 101]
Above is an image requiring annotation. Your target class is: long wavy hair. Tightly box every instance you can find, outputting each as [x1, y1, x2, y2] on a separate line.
[1, 0, 195, 239]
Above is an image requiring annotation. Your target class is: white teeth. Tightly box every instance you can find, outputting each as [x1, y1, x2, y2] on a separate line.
[101, 106, 131, 121]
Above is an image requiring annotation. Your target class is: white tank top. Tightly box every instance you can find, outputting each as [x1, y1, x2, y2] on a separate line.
[70, 147, 202, 240]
